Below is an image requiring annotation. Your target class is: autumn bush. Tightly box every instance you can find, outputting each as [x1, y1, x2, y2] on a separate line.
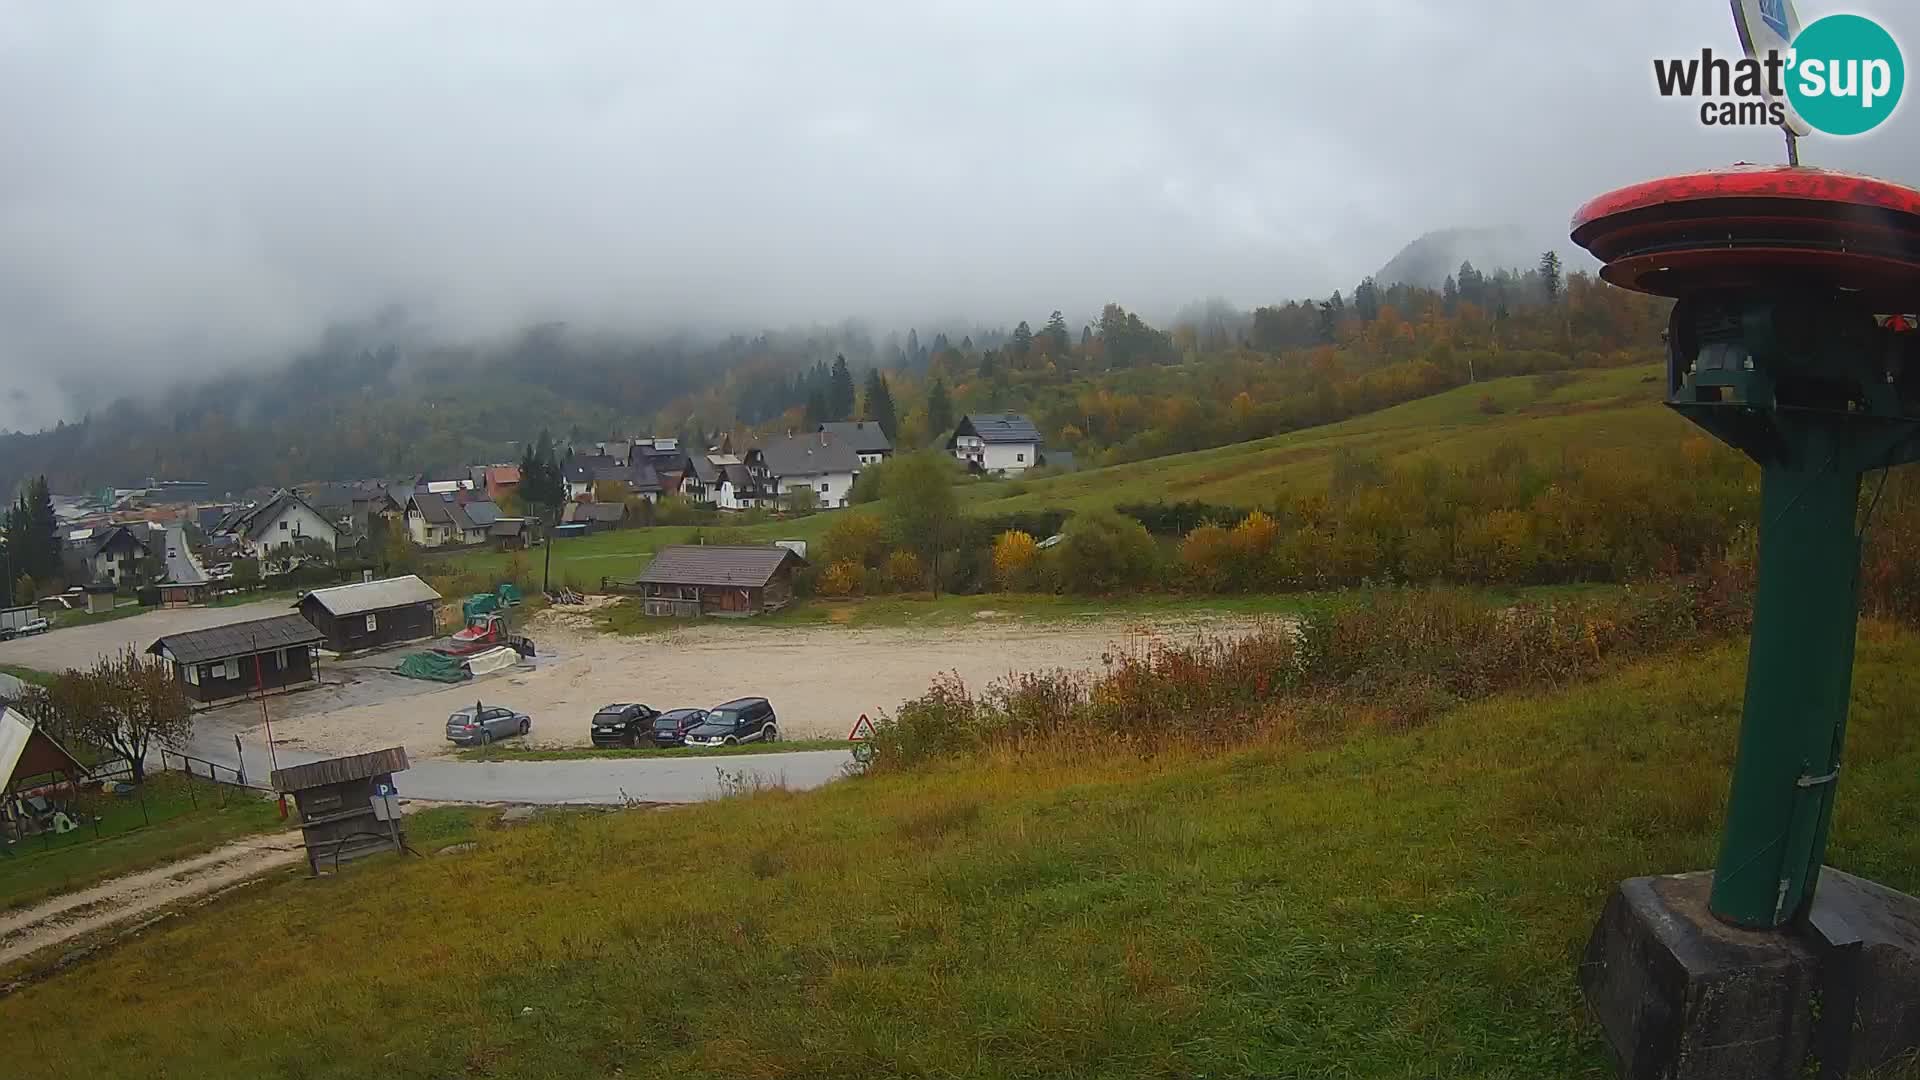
[815, 560, 864, 598]
[991, 529, 1041, 589]
[869, 574, 1755, 770]
[885, 550, 924, 592]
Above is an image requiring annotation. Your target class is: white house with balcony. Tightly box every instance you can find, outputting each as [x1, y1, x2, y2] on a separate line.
[948, 413, 1042, 475]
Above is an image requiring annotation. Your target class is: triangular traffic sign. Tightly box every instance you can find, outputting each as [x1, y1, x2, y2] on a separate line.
[848, 713, 875, 740]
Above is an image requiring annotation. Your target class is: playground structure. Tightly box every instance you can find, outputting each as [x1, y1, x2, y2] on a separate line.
[1571, 166, 1920, 1078]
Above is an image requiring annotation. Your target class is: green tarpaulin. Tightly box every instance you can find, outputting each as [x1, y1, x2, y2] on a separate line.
[395, 651, 469, 683]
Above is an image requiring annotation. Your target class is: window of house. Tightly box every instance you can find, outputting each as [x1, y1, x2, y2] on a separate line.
[1017, 453, 1025, 462]
[279, 521, 288, 531]
[187, 665, 201, 686]
[222, 658, 240, 680]
[819, 483, 829, 494]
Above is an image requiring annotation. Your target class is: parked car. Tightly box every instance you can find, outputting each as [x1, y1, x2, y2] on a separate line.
[445, 703, 532, 746]
[683, 697, 778, 747]
[649, 707, 708, 748]
[0, 618, 50, 641]
[590, 702, 659, 748]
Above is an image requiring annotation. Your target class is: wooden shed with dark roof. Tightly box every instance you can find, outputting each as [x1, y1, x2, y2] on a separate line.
[632, 545, 807, 618]
[148, 613, 327, 708]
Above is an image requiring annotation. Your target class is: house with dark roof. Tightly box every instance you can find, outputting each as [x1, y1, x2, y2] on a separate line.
[948, 413, 1042, 475]
[211, 490, 339, 563]
[684, 453, 762, 511]
[294, 574, 443, 653]
[148, 613, 326, 707]
[817, 421, 894, 465]
[405, 492, 496, 549]
[632, 545, 807, 618]
[83, 524, 152, 586]
[747, 431, 864, 509]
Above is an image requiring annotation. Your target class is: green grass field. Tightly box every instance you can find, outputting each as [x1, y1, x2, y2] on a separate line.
[958, 362, 1680, 515]
[6, 624, 1917, 1078]
[0, 663, 55, 687]
[0, 773, 290, 911]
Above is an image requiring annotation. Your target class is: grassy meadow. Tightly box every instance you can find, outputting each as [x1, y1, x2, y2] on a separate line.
[0, 773, 289, 911]
[6, 625, 1919, 1078]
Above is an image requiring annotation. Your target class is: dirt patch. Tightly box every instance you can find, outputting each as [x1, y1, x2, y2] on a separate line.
[250, 609, 1248, 762]
[0, 832, 305, 970]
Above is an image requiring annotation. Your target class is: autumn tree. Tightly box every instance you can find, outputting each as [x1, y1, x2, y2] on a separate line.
[883, 452, 960, 595]
[992, 529, 1040, 589]
[24, 649, 192, 782]
[820, 511, 890, 568]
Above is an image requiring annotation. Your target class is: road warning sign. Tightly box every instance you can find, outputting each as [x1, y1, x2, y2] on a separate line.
[848, 713, 875, 740]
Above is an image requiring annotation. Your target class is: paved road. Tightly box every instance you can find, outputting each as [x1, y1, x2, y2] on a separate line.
[180, 724, 853, 805]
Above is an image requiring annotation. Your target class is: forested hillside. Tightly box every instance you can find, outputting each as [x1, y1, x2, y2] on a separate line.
[0, 254, 1669, 496]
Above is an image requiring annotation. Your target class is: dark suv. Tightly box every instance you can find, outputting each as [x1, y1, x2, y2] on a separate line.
[590, 703, 659, 748]
[650, 708, 708, 748]
[683, 698, 778, 748]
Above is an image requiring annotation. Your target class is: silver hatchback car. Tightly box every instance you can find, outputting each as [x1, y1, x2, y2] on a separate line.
[446, 703, 532, 746]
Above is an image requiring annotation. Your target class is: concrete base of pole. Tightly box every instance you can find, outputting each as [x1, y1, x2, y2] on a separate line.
[1579, 869, 1920, 1079]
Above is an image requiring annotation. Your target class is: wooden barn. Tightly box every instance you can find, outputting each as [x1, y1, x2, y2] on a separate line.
[147, 613, 326, 708]
[294, 575, 442, 654]
[633, 545, 806, 618]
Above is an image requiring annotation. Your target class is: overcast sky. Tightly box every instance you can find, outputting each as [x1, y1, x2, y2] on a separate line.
[1, 1, 1916, 430]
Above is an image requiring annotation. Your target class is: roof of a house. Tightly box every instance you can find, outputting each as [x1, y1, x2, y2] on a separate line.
[410, 493, 494, 532]
[751, 432, 863, 479]
[817, 421, 894, 454]
[220, 491, 332, 542]
[1039, 448, 1078, 471]
[953, 413, 1042, 445]
[297, 575, 442, 617]
[485, 465, 521, 486]
[588, 502, 625, 523]
[148, 613, 325, 666]
[721, 463, 755, 489]
[636, 545, 807, 588]
[489, 518, 526, 537]
[603, 441, 632, 463]
[628, 462, 662, 494]
[463, 501, 502, 527]
[84, 524, 149, 559]
[271, 746, 410, 794]
[0, 704, 88, 788]
[688, 455, 720, 484]
[563, 459, 594, 484]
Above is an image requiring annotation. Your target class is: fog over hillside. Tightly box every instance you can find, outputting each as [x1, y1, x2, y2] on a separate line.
[1, 2, 1915, 432]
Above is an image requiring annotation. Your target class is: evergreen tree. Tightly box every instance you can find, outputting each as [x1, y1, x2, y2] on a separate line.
[828, 354, 856, 420]
[1538, 251, 1564, 303]
[1010, 320, 1033, 362]
[805, 388, 829, 426]
[863, 369, 899, 440]
[1442, 274, 1459, 313]
[1353, 278, 1381, 322]
[1045, 310, 1070, 355]
[1081, 326, 1093, 348]
[978, 349, 998, 378]
[926, 378, 954, 442]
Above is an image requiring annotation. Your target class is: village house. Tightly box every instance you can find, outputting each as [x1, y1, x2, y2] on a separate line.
[480, 464, 521, 503]
[211, 491, 340, 562]
[684, 453, 762, 511]
[82, 524, 152, 585]
[632, 544, 807, 618]
[405, 492, 496, 549]
[817, 421, 894, 466]
[147, 613, 326, 708]
[948, 413, 1042, 475]
[747, 430, 863, 509]
[294, 575, 443, 654]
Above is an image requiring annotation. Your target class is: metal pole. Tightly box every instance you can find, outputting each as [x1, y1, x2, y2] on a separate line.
[234, 733, 246, 787]
[1710, 447, 1862, 927]
[252, 634, 286, 819]
[1784, 129, 1801, 168]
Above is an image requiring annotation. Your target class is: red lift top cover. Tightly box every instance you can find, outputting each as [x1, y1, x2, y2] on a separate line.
[1569, 165, 1920, 307]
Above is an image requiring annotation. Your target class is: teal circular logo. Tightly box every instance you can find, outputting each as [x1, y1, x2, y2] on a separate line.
[1786, 14, 1904, 136]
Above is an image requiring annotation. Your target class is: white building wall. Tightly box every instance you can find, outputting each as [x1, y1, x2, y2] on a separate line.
[247, 503, 338, 558]
[981, 442, 1037, 474]
[780, 470, 858, 509]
